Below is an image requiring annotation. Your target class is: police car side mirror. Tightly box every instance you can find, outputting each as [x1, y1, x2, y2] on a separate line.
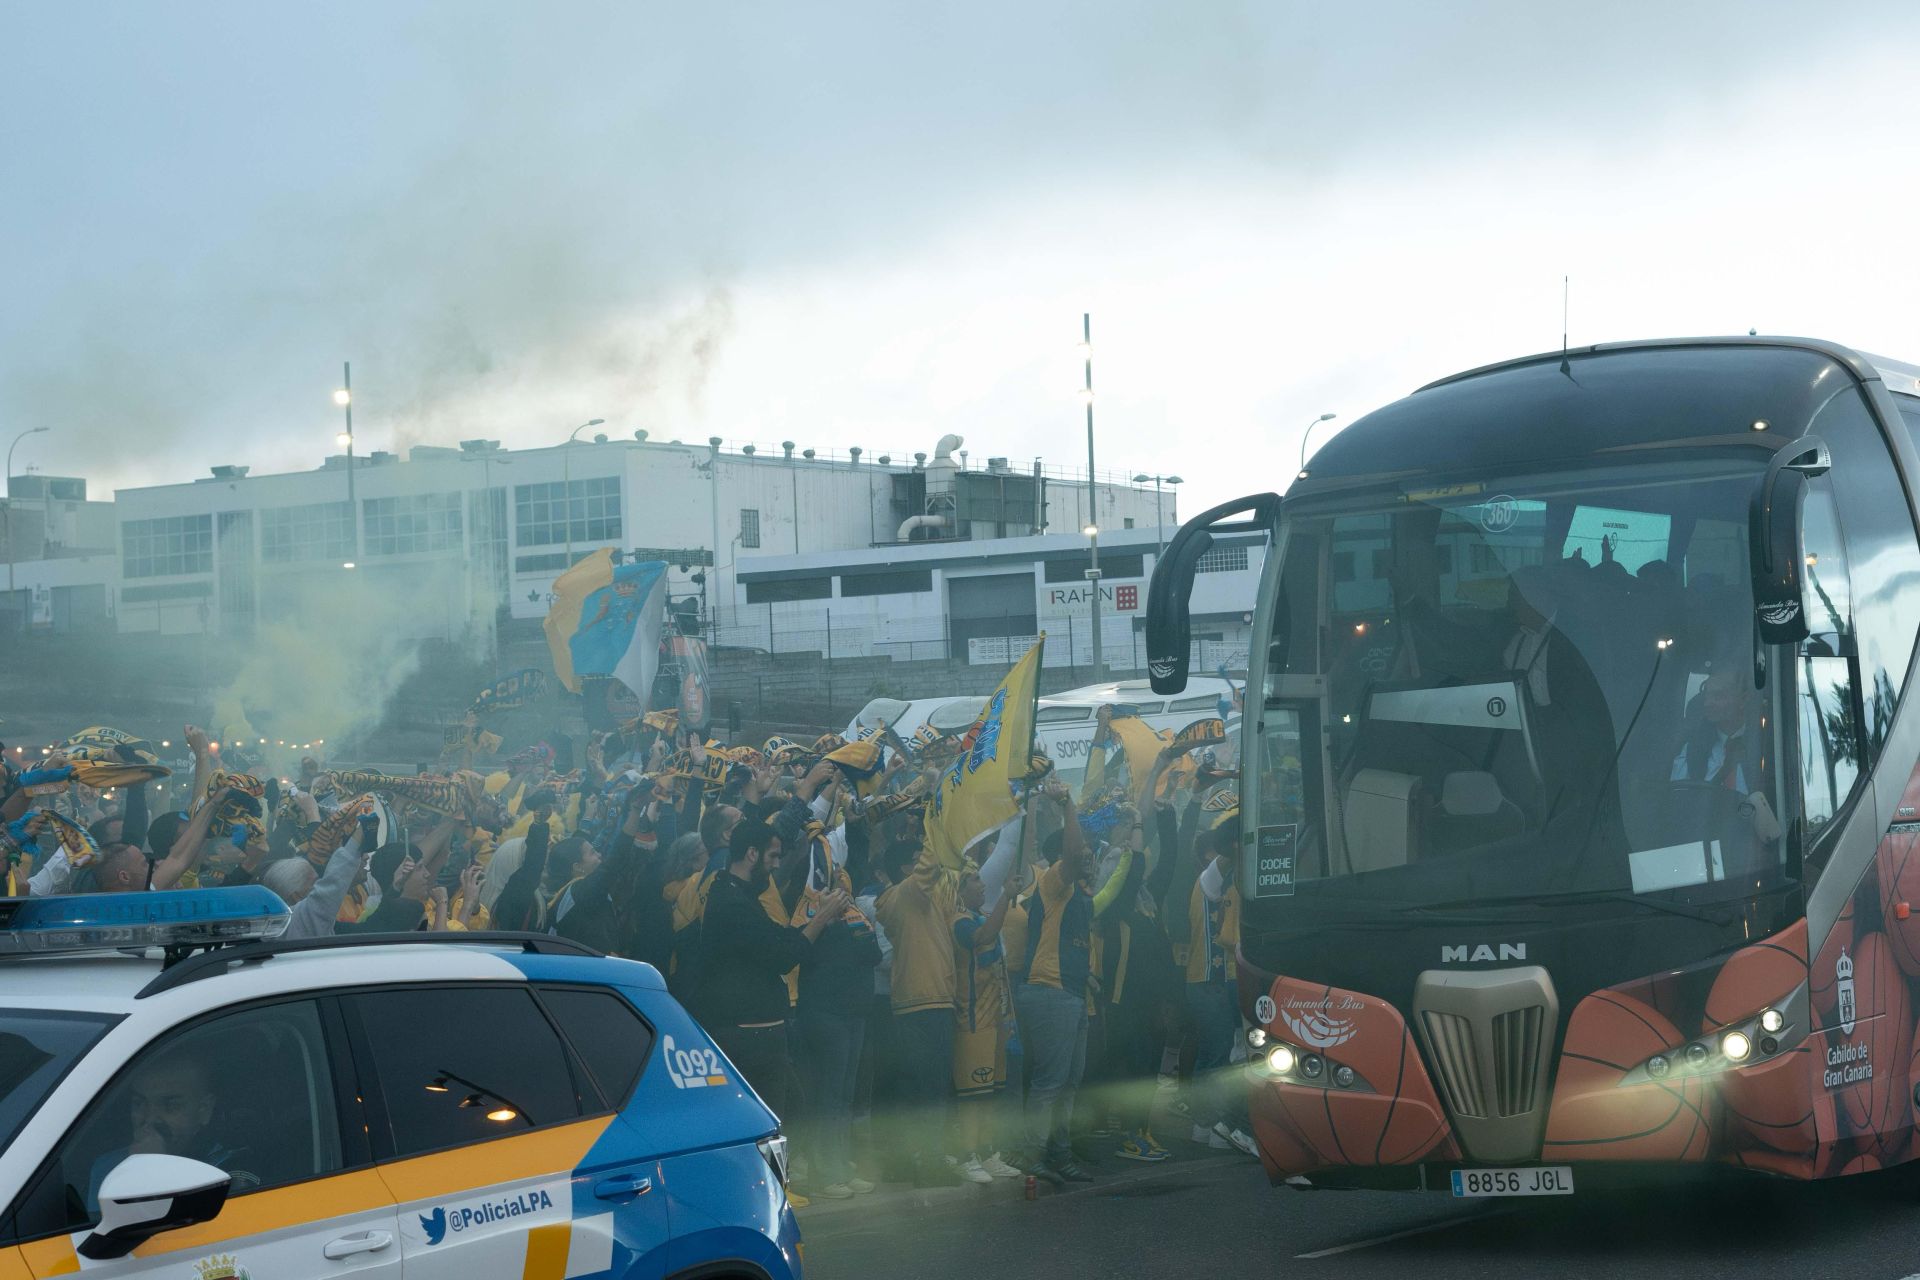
[79, 1155, 230, 1260]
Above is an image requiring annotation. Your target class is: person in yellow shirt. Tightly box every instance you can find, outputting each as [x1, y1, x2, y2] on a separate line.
[874, 840, 963, 1186]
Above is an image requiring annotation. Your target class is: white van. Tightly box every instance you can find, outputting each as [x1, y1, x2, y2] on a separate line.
[845, 676, 1239, 789]
[1034, 676, 1238, 790]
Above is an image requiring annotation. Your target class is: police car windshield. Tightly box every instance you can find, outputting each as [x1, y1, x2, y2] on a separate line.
[0, 1009, 118, 1153]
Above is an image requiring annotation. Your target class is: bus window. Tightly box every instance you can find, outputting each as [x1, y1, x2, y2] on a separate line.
[1795, 482, 1862, 858]
[1815, 389, 1920, 757]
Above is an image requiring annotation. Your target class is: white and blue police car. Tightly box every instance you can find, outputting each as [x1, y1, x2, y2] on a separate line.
[0, 887, 802, 1280]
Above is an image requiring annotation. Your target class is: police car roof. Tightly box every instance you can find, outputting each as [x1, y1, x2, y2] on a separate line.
[4, 935, 662, 1012]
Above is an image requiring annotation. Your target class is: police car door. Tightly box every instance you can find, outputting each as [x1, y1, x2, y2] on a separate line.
[347, 985, 663, 1280]
[10, 999, 402, 1280]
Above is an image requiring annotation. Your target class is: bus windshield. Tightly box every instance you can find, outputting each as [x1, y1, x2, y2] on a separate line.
[1251, 454, 1802, 918]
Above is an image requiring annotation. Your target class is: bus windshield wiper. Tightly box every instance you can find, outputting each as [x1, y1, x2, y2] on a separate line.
[1408, 889, 1731, 926]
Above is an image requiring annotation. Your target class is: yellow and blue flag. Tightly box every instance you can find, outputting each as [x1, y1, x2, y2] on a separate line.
[924, 636, 1045, 871]
[544, 550, 669, 698]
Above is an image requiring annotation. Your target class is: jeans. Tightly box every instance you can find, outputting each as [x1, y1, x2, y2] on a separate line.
[1186, 981, 1245, 1132]
[891, 1008, 956, 1162]
[1016, 982, 1088, 1165]
[797, 1009, 866, 1186]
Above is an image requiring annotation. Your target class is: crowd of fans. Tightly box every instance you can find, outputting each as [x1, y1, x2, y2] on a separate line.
[0, 704, 1256, 1203]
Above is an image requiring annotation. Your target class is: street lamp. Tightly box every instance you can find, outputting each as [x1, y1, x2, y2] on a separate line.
[5, 426, 50, 610]
[1078, 314, 1104, 682]
[1131, 472, 1184, 557]
[561, 418, 606, 568]
[1296, 412, 1339, 480]
[335, 363, 357, 564]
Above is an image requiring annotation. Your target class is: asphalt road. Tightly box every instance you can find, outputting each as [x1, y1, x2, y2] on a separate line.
[799, 1148, 1920, 1279]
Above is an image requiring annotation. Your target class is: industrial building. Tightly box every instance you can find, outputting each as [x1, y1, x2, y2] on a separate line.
[722, 525, 1264, 673]
[3, 432, 1170, 640]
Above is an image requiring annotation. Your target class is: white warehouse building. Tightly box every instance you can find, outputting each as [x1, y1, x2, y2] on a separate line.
[11, 433, 1171, 639]
[722, 526, 1265, 673]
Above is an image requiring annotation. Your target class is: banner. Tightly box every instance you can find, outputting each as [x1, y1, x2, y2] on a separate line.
[923, 635, 1044, 871]
[473, 668, 547, 714]
[672, 634, 712, 733]
[560, 559, 669, 702]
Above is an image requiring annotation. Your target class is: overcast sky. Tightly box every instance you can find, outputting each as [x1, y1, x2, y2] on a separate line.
[5, 1, 1920, 514]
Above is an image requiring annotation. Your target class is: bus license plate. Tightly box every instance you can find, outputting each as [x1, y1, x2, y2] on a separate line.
[1450, 1166, 1573, 1198]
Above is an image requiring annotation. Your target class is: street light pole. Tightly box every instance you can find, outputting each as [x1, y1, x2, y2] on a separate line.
[561, 418, 606, 569]
[5, 426, 51, 607]
[1080, 313, 1103, 683]
[334, 365, 356, 565]
[1296, 412, 1339, 480]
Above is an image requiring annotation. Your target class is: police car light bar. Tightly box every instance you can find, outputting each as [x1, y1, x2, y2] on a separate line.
[0, 887, 291, 956]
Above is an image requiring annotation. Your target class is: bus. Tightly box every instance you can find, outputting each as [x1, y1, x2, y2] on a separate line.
[1146, 336, 1920, 1195]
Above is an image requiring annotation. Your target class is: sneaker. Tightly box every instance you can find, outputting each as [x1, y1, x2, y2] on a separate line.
[1214, 1122, 1257, 1157]
[816, 1183, 855, 1200]
[959, 1156, 994, 1185]
[1050, 1160, 1095, 1183]
[1156, 1072, 1179, 1092]
[1168, 1097, 1192, 1120]
[1190, 1123, 1212, 1145]
[1023, 1157, 1066, 1186]
[848, 1177, 876, 1194]
[981, 1152, 1023, 1179]
[786, 1188, 811, 1209]
[1207, 1128, 1231, 1149]
[1116, 1131, 1171, 1163]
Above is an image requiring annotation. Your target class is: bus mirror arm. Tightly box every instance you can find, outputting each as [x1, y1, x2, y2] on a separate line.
[1146, 492, 1281, 695]
[1747, 434, 1829, 648]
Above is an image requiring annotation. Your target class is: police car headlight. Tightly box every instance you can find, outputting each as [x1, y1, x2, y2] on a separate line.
[758, 1133, 790, 1186]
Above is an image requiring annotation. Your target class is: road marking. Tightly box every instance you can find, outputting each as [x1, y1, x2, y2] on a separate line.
[1294, 1208, 1512, 1258]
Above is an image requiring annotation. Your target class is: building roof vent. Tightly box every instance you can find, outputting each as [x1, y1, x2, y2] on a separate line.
[987, 456, 1011, 473]
[849, 446, 863, 466]
[742, 444, 756, 455]
[913, 452, 927, 469]
[802, 448, 816, 460]
[782, 440, 795, 458]
[209, 465, 250, 480]
[878, 454, 891, 466]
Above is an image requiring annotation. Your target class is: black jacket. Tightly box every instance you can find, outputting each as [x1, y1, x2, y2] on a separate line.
[696, 870, 813, 1027]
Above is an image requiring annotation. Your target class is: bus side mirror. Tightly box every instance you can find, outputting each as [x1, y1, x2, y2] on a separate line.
[1146, 492, 1281, 695]
[1747, 435, 1830, 647]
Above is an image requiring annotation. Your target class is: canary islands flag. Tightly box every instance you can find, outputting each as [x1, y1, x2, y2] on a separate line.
[924, 635, 1044, 871]
[544, 550, 669, 699]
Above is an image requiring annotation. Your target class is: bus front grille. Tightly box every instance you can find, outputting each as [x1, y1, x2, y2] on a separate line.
[1421, 1010, 1487, 1118]
[1492, 1005, 1546, 1117]
[1411, 967, 1559, 1162]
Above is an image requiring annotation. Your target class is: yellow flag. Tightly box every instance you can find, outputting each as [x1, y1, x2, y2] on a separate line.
[542, 548, 616, 694]
[924, 637, 1045, 870]
[1081, 713, 1172, 809]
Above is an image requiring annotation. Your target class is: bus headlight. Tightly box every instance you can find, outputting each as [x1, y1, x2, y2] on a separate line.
[1721, 1031, 1752, 1062]
[1247, 1027, 1268, 1050]
[1267, 1044, 1297, 1074]
[1759, 1008, 1784, 1034]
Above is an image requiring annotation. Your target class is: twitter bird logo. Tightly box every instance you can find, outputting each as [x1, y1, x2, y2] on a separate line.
[420, 1207, 448, 1246]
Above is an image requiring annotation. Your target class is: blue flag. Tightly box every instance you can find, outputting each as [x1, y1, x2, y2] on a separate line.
[569, 561, 669, 703]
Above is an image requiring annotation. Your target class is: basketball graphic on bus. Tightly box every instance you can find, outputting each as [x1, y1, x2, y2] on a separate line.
[1876, 824, 1920, 978]
[1543, 990, 1710, 1162]
[1702, 922, 1806, 1032]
